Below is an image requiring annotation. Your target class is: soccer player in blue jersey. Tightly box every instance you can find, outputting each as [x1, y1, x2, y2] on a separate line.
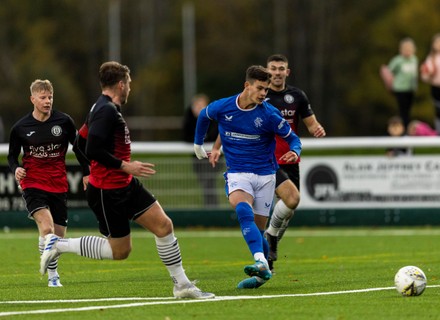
[194, 65, 302, 289]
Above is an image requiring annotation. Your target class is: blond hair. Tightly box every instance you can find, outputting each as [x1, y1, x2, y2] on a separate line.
[30, 79, 53, 95]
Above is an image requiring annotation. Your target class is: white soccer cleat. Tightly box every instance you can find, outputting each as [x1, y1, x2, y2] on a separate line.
[173, 282, 215, 299]
[48, 276, 63, 287]
[40, 234, 60, 276]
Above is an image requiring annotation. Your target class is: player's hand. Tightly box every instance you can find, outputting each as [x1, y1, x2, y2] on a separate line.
[82, 175, 89, 191]
[209, 148, 222, 168]
[121, 160, 156, 178]
[194, 144, 208, 159]
[15, 167, 26, 182]
[279, 151, 299, 163]
[313, 125, 326, 138]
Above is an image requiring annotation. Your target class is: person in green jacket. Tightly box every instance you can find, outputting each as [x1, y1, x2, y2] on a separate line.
[388, 37, 418, 129]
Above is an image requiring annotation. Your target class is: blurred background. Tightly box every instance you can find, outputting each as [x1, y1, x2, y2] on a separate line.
[1, 0, 440, 141]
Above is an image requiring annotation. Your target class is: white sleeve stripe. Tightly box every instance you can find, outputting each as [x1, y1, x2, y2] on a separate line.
[281, 128, 292, 139]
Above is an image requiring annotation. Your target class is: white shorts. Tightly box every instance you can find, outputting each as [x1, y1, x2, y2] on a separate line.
[225, 172, 275, 217]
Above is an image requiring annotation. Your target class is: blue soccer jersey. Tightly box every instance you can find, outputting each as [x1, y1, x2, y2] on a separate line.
[194, 94, 301, 175]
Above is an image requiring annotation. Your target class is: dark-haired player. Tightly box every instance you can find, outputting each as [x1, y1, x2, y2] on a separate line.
[264, 54, 326, 273]
[40, 61, 214, 299]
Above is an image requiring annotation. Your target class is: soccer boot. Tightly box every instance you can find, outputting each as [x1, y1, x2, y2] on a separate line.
[244, 260, 272, 280]
[237, 276, 267, 289]
[264, 232, 278, 262]
[40, 234, 60, 276]
[173, 282, 215, 299]
[48, 276, 63, 287]
[265, 232, 278, 272]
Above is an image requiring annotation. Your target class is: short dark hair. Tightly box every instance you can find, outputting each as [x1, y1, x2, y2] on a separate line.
[99, 61, 130, 88]
[245, 65, 271, 83]
[267, 54, 289, 65]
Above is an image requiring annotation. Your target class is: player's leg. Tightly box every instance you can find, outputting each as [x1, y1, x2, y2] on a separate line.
[265, 167, 300, 271]
[34, 207, 65, 287]
[24, 188, 66, 287]
[127, 177, 213, 299]
[40, 184, 128, 276]
[233, 174, 274, 288]
[274, 165, 300, 243]
[134, 201, 214, 299]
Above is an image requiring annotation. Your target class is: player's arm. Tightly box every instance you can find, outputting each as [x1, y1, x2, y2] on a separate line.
[68, 117, 91, 178]
[72, 124, 91, 190]
[303, 115, 326, 138]
[86, 107, 155, 179]
[7, 127, 25, 181]
[279, 130, 302, 163]
[209, 134, 222, 168]
[273, 112, 302, 162]
[85, 106, 125, 169]
[193, 107, 211, 159]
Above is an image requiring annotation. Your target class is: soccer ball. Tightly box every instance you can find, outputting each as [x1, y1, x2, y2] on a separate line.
[394, 266, 427, 297]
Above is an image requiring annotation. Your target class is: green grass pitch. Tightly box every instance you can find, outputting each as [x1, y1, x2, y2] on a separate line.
[0, 227, 439, 319]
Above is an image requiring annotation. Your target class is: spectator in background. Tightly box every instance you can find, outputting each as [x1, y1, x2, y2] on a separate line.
[407, 120, 437, 136]
[420, 33, 440, 134]
[386, 116, 411, 157]
[386, 37, 419, 129]
[183, 93, 220, 208]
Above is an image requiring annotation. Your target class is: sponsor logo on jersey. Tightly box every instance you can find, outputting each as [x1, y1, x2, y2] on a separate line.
[280, 109, 296, 117]
[124, 125, 131, 144]
[51, 125, 62, 137]
[278, 119, 287, 129]
[284, 94, 294, 104]
[225, 131, 260, 140]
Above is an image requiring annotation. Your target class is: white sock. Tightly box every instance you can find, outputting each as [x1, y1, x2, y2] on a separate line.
[155, 233, 190, 286]
[40, 236, 59, 277]
[254, 252, 268, 265]
[57, 236, 113, 260]
[266, 200, 293, 236]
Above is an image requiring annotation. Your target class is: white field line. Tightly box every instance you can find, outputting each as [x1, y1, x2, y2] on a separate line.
[0, 285, 439, 317]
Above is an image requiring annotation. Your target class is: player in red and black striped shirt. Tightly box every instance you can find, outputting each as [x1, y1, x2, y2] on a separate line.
[40, 61, 214, 299]
[264, 54, 326, 273]
[8, 79, 89, 287]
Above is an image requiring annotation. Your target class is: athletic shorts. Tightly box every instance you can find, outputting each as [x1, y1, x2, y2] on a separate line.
[22, 188, 68, 227]
[86, 177, 157, 238]
[224, 172, 275, 217]
[276, 163, 300, 189]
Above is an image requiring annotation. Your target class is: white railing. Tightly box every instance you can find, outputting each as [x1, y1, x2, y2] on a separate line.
[0, 136, 439, 155]
[1, 137, 439, 210]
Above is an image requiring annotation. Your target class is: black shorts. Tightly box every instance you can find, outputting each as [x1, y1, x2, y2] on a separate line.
[276, 163, 300, 190]
[22, 188, 68, 227]
[86, 177, 157, 238]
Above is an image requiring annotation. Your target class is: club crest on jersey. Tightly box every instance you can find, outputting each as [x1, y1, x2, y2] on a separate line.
[254, 117, 263, 128]
[51, 125, 62, 137]
[284, 94, 294, 104]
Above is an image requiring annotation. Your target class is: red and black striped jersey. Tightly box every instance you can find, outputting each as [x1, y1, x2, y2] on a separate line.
[8, 110, 77, 193]
[77, 95, 132, 189]
[266, 85, 314, 165]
